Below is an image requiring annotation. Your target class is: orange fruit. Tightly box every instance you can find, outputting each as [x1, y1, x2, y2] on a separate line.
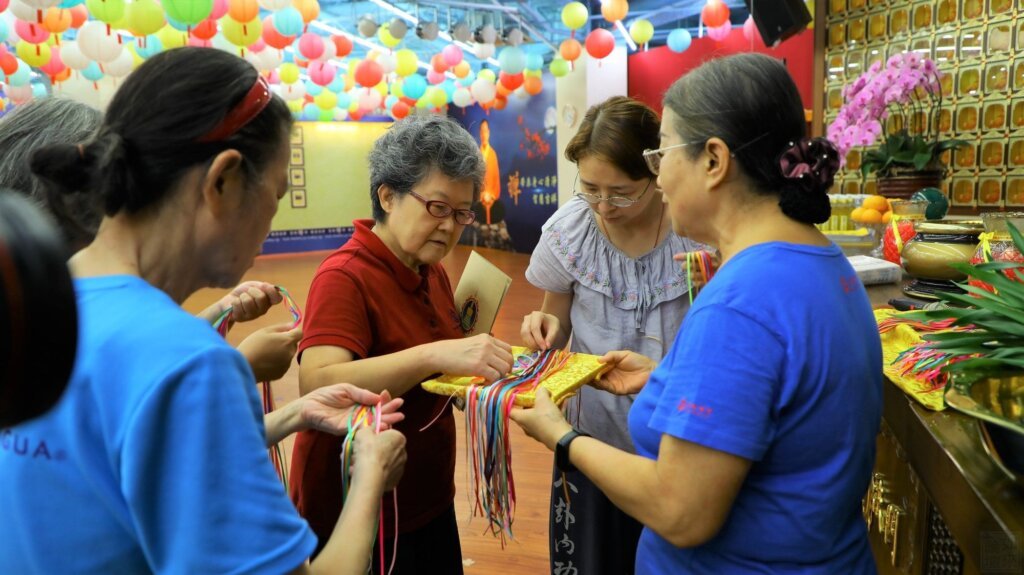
[850, 207, 866, 223]
[862, 195, 890, 212]
[860, 208, 883, 224]
[882, 211, 893, 224]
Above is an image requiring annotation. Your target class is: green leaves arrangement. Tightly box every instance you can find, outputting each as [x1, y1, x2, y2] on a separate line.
[903, 223, 1024, 377]
[860, 132, 969, 179]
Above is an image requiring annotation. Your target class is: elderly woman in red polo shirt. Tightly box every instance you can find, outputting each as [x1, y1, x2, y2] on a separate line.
[290, 114, 514, 574]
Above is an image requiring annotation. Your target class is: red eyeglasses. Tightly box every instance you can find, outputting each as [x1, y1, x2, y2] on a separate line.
[408, 191, 477, 225]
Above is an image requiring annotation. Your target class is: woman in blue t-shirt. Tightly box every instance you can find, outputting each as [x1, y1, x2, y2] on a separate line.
[0, 48, 406, 575]
[512, 53, 882, 574]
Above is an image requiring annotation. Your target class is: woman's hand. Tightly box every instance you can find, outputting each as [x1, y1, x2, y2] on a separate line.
[236, 323, 302, 382]
[520, 311, 562, 351]
[427, 334, 514, 383]
[300, 385, 405, 436]
[592, 351, 657, 395]
[199, 281, 282, 324]
[351, 429, 407, 491]
[509, 388, 573, 451]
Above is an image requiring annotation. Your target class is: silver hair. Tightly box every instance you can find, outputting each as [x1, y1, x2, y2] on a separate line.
[0, 98, 102, 251]
[368, 113, 485, 221]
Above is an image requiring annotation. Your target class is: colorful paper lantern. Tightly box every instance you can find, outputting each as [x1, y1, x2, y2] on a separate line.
[190, 18, 218, 40]
[497, 46, 525, 74]
[525, 53, 543, 70]
[707, 21, 731, 41]
[41, 7, 73, 34]
[162, 0, 213, 26]
[549, 57, 569, 77]
[601, 0, 628, 23]
[498, 71, 523, 91]
[227, 0, 259, 22]
[629, 19, 654, 45]
[430, 53, 448, 74]
[377, 25, 400, 48]
[426, 68, 444, 85]
[560, 38, 581, 62]
[394, 48, 417, 77]
[261, 16, 293, 49]
[85, 0, 125, 24]
[16, 40, 51, 67]
[293, 0, 319, 24]
[78, 20, 123, 63]
[298, 32, 324, 60]
[332, 34, 352, 57]
[667, 28, 691, 53]
[561, 2, 588, 30]
[68, 4, 88, 28]
[442, 44, 463, 67]
[14, 19, 50, 45]
[308, 60, 336, 86]
[701, 0, 730, 28]
[585, 28, 615, 60]
[125, 0, 163, 37]
[354, 59, 383, 88]
[473, 42, 494, 60]
[402, 73, 427, 99]
[470, 77, 495, 104]
[272, 6, 303, 37]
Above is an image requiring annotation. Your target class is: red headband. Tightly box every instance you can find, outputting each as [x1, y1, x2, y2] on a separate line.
[199, 75, 273, 143]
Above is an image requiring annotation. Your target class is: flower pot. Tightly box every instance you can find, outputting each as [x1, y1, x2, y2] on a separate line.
[876, 169, 946, 199]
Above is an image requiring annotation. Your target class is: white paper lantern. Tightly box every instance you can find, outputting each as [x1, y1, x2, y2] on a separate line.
[473, 43, 495, 60]
[280, 82, 306, 101]
[78, 21, 124, 64]
[377, 52, 396, 75]
[314, 38, 336, 62]
[470, 78, 495, 104]
[452, 87, 473, 108]
[104, 48, 134, 77]
[59, 41, 90, 71]
[257, 0, 291, 10]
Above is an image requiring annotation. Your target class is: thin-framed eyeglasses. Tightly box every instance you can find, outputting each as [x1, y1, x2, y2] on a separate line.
[642, 142, 692, 175]
[573, 173, 655, 208]
[408, 191, 476, 225]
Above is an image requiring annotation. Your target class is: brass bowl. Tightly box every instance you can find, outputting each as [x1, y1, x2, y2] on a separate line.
[946, 372, 1024, 486]
[900, 220, 983, 281]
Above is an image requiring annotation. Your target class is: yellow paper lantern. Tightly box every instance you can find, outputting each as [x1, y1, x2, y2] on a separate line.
[394, 49, 417, 77]
[279, 62, 300, 84]
[378, 26, 400, 48]
[126, 0, 165, 37]
[375, 80, 388, 97]
[157, 26, 188, 49]
[222, 16, 262, 47]
[453, 60, 470, 78]
[17, 41, 51, 67]
[561, 2, 588, 30]
[315, 91, 338, 110]
[629, 19, 654, 45]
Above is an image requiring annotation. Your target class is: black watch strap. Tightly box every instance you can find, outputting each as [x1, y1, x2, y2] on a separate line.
[555, 429, 590, 473]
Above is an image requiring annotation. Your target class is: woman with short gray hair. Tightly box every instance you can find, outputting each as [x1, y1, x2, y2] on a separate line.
[0, 98, 102, 254]
[291, 114, 514, 574]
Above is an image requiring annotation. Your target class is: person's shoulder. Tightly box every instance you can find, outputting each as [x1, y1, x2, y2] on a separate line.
[541, 197, 593, 233]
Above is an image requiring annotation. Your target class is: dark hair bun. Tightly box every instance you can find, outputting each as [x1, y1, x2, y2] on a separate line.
[0, 191, 78, 427]
[776, 137, 839, 224]
[30, 143, 92, 196]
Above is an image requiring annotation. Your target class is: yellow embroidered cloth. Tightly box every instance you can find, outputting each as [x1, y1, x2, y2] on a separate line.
[420, 346, 607, 407]
[875, 308, 947, 411]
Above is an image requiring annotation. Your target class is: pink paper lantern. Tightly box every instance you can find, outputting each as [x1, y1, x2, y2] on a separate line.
[298, 32, 324, 60]
[14, 19, 49, 45]
[707, 21, 732, 42]
[742, 16, 756, 42]
[426, 68, 445, 85]
[38, 45, 65, 77]
[308, 60, 337, 87]
[441, 44, 463, 67]
[210, 0, 230, 20]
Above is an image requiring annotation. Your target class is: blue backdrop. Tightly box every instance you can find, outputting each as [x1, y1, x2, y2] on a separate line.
[450, 73, 558, 254]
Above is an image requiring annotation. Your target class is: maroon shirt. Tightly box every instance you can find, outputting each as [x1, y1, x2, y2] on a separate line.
[289, 219, 461, 541]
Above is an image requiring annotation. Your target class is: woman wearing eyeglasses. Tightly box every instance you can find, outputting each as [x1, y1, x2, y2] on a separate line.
[290, 114, 513, 574]
[513, 54, 881, 574]
[520, 96, 706, 575]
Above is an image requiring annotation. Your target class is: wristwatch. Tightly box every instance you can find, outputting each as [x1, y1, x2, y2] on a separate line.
[555, 429, 590, 473]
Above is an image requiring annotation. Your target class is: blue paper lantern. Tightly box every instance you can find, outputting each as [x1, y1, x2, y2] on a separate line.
[304, 79, 323, 96]
[336, 91, 352, 109]
[302, 103, 320, 121]
[402, 74, 427, 100]
[458, 71, 476, 87]
[0, 19, 8, 44]
[136, 36, 163, 59]
[328, 75, 346, 93]
[525, 53, 543, 71]
[60, 0, 86, 7]
[384, 95, 398, 110]
[667, 29, 692, 54]
[81, 62, 104, 82]
[31, 83, 48, 98]
[498, 46, 526, 75]
[273, 7, 304, 38]
[441, 79, 457, 99]
[166, 17, 190, 32]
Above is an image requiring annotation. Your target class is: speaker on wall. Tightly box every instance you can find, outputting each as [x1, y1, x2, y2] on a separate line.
[743, 0, 812, 47]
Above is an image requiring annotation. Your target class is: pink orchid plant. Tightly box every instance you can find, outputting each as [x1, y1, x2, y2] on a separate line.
[827, 51, 967, 178]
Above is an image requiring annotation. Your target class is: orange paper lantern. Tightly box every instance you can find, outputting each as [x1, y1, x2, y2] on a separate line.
[523, 75, 542, 96]
[42, 8, 72, 34]
[601, 0, 629, 23]
[560, 38, 582, 62]
[701, 0, 730, 28]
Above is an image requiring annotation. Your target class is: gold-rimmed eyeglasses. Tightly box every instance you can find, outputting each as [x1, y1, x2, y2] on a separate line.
[572, 173, 655, 208]
[642, 142, 693, 175]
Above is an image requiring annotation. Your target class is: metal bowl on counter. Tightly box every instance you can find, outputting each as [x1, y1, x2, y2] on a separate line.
[901, 220, 984, 300]
[946, 372, 1024, 487]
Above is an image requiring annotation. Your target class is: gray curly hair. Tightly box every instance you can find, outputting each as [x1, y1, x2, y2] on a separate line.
[368, 113, 485, 221]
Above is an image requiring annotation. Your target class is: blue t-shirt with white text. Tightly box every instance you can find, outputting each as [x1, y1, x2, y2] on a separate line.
[629, 242, 881, 574]
[0, 275, 316, 574]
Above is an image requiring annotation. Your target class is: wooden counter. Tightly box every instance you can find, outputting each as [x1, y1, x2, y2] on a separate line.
[863, 284, 1024, 574]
